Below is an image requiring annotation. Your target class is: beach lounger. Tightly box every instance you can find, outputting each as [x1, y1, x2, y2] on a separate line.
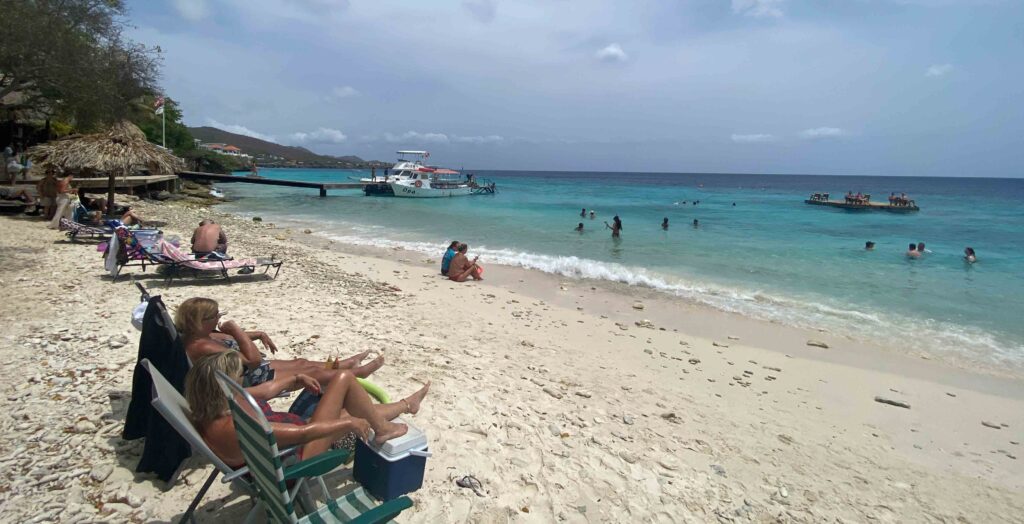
[144, 360, 358, 524]
[111, 228, 282, 284]
[214, 371, 413, 524]
[156, 240, 283, 285]
[59, 217, 114, 240]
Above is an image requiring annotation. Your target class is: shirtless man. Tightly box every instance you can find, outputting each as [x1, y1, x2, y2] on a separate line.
[191, 219, 229, 258]
[449, 243, 483, 282]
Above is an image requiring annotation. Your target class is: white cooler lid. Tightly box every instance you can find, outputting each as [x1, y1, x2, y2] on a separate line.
[368, 417, 428, 459]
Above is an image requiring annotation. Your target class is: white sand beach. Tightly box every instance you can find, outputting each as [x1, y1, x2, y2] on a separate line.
[0, 200, 1022, 523]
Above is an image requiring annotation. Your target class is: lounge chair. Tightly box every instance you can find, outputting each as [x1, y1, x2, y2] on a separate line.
[214, 371, 414, 524]
[111, 228, 283, 284]
[59, 217, 114, 240]
[143, 359, 361, 524]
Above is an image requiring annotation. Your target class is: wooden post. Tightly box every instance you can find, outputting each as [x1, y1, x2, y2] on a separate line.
[319, 186, 327, 197]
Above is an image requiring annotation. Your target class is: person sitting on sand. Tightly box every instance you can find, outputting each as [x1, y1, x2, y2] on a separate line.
[662, 217, 669, 230]
[449, 243, 483, 282]
[186, 351, 429, 468]
[964, 247, 977, 263]
[176, 297, 385, 387]
[906, 243, 920, 258]
[191, 219, 229, 259]
[575, 222, 584, 232]
[441, 240, 459, 276]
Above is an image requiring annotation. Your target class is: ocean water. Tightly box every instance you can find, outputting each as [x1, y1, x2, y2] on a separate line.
[219, 169, 1024, 369]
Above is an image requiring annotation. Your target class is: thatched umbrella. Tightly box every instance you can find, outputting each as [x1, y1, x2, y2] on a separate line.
[28, 121, 183, 216]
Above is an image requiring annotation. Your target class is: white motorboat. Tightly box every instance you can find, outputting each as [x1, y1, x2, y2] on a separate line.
[358, 150, 426, 183]
[389, 170, 474, 198]
[362, 150, 495, 197]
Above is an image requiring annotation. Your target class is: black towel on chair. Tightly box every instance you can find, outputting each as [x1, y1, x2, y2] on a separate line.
[122, 296, 192, 481]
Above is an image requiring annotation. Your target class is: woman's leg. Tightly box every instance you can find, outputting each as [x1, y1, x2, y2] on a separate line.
[302, 372, 408, 457]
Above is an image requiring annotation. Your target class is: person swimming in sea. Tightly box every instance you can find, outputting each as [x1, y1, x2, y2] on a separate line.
[580, 208, 586, 217]
[575, 222, 584, 232]
[917, 242, 931, 254]
[661, 217, 669, 230]
[604, 215, 623, 237]
[964, 247, 977, 263]
[692, 219, 699, 227]
[865, 241, 875, 251]
[589, 210, 596, 219]
[906, 243, 920, 258]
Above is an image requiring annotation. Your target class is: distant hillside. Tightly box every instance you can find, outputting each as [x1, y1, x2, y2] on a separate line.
[187, 126, 386, 168]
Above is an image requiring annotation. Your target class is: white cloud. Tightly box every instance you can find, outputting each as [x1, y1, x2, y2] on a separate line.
[731, 0, 784, 18]
[330, 86, 359, 99]
[731, 133, 775, 143]
[462, 0, 497, 24]
[374, 131, 503, 144]
[595, 43, 628, 63]
[799, 127, 847, 139]
[925, 63, 953, 77]
[383, 131, 451, 144]
[452, 135, 504, 144]
[172, 0, 209, 21]
[288, 127, 348, 145]
[205, 119, 276, 142]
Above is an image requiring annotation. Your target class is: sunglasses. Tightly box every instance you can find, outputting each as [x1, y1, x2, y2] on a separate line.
[204, 311, 227, 321]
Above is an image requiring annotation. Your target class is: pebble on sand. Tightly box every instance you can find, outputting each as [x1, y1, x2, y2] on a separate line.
[874, 396, 911, 409]
[632, 302, 645, 310]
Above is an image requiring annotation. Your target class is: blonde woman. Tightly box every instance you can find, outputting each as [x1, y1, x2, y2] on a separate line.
[175, 297, 383, 386]
[186, 352, 428, 468]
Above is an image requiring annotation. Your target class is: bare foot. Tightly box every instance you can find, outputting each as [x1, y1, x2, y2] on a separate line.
[373, 421, 408, 445]
[354, 355, 385, 378]
[403, 381, 431, 415]
[336, 350, 370, 369]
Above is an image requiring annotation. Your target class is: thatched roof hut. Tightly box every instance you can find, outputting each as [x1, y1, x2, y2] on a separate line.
[28, 121, 182, 215]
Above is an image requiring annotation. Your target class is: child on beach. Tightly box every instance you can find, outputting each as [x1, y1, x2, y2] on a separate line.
[441, 240, 459, 275]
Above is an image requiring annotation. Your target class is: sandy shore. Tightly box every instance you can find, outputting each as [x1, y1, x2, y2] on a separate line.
[0, 199, 1022, 523]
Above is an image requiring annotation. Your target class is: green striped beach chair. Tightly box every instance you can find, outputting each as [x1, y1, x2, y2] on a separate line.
[214, 371, 413, 523]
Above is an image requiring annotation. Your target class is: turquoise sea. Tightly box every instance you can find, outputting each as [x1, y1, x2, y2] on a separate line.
[220, 169, 1024, 370]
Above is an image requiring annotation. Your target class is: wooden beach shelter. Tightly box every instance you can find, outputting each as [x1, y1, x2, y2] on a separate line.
[27, 121, 182, 216]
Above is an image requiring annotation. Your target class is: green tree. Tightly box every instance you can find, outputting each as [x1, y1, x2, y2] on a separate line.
[0, 0, 161, 131]
[133, 95, 195, 153]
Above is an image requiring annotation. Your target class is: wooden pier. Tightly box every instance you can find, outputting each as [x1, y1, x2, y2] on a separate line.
[804, 199, 919, 213]
[177, 171, 364, 197]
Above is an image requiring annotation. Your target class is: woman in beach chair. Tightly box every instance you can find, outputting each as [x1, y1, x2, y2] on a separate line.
[186, 351, 429, 468]
[176, 297, 385, 388]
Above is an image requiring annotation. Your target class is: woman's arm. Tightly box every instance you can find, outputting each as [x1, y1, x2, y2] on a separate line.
[217, 321, 263, 367]
[247, 373, 321, 401]
[244, 330, 278, 353]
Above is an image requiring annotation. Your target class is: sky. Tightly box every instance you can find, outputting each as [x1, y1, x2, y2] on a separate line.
[126, 0, 1024, 176]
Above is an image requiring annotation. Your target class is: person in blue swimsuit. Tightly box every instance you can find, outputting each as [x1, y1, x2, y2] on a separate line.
[441, 240, 459, 276]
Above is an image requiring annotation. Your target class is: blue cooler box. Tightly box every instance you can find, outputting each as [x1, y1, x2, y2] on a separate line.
[353, 418, 429, 501]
